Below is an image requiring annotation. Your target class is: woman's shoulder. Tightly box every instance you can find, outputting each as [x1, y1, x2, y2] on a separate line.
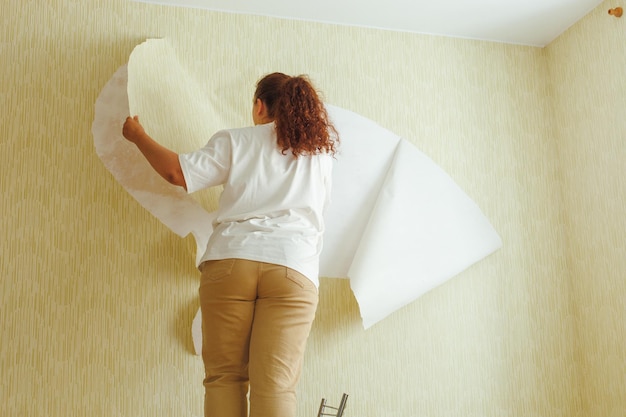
[223, 122, 274, 134]
[222, 123, 276, 145]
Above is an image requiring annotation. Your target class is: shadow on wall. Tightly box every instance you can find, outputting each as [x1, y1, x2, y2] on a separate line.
[312, 278, 362, 340]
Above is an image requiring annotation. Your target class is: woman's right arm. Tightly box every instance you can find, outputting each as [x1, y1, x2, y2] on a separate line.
[122, 116, 188, 190]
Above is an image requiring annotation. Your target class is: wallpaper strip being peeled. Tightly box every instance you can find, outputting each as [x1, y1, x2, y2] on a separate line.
[93, 39, 502, 343]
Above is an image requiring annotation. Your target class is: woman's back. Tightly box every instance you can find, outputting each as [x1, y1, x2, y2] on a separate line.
[179, 121, 333, 285]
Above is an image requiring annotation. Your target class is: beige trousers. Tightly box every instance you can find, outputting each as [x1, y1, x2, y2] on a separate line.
[199, 258, 318, 417]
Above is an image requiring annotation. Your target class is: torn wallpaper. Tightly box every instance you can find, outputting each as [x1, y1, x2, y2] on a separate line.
[93, 39, 502, 351]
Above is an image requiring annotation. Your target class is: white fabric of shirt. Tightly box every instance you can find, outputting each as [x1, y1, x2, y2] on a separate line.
[178, 122, 333, 287]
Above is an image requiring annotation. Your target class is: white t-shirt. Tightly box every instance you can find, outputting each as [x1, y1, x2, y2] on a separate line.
[178, 122, 333, 287]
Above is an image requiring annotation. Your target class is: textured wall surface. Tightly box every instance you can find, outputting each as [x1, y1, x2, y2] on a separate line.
[547, 2, 626, 416]
[1, 0, 621, 416]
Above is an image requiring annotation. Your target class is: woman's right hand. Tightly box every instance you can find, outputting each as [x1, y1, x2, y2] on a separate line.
[122, 116, 146, 143]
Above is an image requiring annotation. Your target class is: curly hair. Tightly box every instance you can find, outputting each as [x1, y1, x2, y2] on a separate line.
[254, 72, 338, 157]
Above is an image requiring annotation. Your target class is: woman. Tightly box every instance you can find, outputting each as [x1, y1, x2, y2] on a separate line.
[122, 72, 338, 417]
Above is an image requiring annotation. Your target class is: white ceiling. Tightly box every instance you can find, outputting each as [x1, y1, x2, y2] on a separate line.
[135, 0, 605, 46]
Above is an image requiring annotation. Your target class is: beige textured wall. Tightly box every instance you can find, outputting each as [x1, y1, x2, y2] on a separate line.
[3, 0, 619, 416]
[546, 1, 626, 416]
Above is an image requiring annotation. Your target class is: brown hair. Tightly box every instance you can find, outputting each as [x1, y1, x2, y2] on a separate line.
[254, 72, 338, 157]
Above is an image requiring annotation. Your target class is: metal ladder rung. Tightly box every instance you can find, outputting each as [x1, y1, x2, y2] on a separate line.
[317, 393, 348, 417]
